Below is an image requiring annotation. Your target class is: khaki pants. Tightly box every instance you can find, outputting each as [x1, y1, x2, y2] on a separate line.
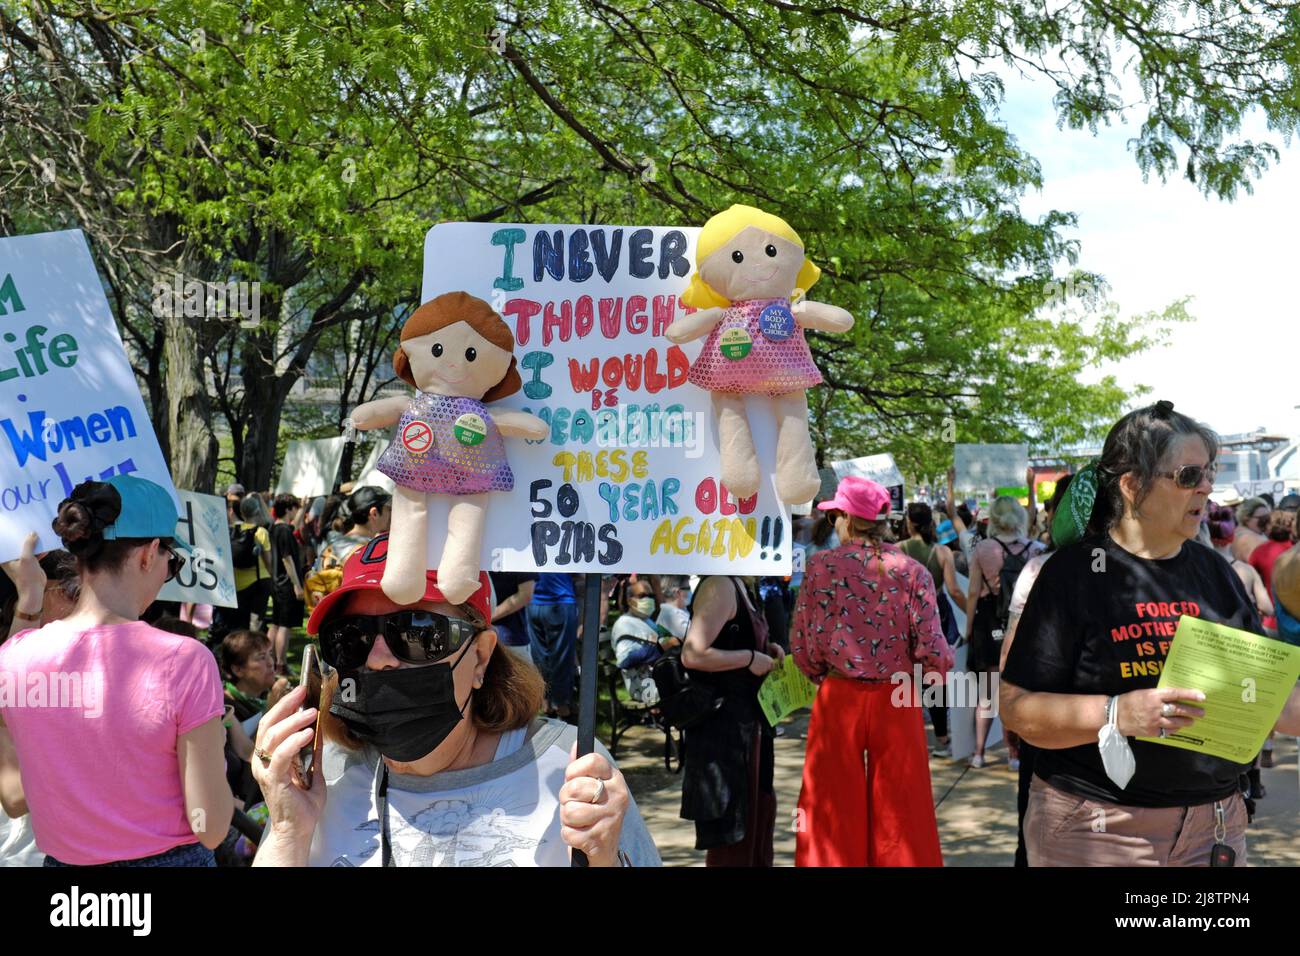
[1025, 775, 1247, 866]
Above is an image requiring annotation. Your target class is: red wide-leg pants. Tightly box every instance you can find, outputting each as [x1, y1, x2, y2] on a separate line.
[795, 676, 943, 867]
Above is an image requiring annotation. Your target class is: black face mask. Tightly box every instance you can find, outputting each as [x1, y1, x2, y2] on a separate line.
[330, 639, 476, 762]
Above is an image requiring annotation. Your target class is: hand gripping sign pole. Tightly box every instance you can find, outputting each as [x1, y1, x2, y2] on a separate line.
[571, 571, 603, 867]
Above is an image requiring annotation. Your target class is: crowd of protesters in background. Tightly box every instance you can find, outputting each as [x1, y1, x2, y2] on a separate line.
[2, 399, 1300, 869]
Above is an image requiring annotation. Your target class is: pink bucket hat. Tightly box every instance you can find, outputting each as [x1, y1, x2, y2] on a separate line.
[817, 476, 891, 522]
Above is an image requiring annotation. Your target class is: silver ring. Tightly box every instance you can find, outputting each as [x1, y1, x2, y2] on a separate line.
[1162, 703, 1175, 717]
[1158, 727, 1167, 738]
[590, 778, 606, 804]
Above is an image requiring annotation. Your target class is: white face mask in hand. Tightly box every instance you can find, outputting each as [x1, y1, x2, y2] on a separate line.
[1097, 695, 1136, 789]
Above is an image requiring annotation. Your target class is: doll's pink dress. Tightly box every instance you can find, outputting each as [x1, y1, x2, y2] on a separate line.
[686, 297, 822, 396]
[377, 393, 514, 495]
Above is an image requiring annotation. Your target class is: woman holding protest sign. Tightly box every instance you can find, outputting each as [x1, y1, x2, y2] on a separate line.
[791, 477, 952, 867]
[249, 533, 659, 867]
[0, 476, 232, 866]
[1001, 401, 1300, 866]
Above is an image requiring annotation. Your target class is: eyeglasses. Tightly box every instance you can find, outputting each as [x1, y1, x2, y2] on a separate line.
[318, 610, 478, 672]
[161, 542, 184, 582]
[1155, 463, 1217, 489]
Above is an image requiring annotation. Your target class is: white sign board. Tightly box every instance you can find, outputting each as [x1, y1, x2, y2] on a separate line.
[352, 436, 395, 493]
[1233, 479, 1288, 501]
[0, 230, 178, 562]
[276, 437, 346, 498]
[831, 453, 905, 514]
[954, 443, 1027, 493]
[157, 490, 238, 608]
[420, 222, 792, 574]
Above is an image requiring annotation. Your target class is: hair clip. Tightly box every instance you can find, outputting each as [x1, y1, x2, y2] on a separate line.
[1153, 400, 1175, 419]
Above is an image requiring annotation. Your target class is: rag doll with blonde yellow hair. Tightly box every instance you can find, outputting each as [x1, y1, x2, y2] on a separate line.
[667, 205, 853, 503]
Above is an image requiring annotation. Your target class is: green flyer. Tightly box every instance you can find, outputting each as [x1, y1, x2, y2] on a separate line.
[1138, 616, 1300, 762]
[758, 656, 818, 727]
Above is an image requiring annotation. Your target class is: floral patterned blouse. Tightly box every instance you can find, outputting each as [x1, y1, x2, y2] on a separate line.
[792, 540, 954, 683]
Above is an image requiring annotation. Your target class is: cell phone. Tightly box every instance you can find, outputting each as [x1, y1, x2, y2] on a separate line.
[296, 644, 328, 790]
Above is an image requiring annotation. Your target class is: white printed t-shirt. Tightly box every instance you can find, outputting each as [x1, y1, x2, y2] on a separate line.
[308, 718, 661, 867]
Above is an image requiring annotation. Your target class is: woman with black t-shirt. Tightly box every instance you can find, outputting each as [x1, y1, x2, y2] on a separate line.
[1002, 401, 1300, 866]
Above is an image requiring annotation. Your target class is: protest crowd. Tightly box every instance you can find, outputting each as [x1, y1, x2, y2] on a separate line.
[3, 397, 1299, 869]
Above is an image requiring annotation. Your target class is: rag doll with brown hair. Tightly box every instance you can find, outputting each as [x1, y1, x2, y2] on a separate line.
[349, 292, 547, 605]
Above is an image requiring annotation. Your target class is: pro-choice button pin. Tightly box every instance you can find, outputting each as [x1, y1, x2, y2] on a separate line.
[453, 412, 487, 446]
[719, 327, 753, 360]
[758, 303, 795, 341]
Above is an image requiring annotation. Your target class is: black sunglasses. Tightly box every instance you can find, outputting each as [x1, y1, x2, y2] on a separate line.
[1155, 463, 1217, 489]
[319, 610, 478, 671]
[161, 541, 184, 582]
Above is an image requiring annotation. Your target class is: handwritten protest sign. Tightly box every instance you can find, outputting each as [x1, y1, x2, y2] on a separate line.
[758, 655, 818, 726]
[419, 223, 792, 574]
[1232, 479, 1288, 500]
[954, 443, 1027, 493]
[0, 230, 178, 562]
[832, 453, 905, 514]
[276, 437, 346, 498]
[157, 491, 237, 608]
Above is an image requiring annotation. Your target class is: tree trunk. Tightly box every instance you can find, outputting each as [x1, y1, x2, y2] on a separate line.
[164, 307, 218, 492]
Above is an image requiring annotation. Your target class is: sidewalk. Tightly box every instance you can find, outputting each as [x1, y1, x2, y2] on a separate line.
[615, 718, 1300, 866]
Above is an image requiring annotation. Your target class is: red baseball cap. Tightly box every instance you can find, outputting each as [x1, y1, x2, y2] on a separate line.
[306, 533, 491, 635]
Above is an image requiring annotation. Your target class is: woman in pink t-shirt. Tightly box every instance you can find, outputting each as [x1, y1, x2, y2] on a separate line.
[0, 476, 231, 866]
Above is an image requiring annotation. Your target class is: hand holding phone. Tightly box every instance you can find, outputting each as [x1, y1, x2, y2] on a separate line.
[295, 644, 328, 790]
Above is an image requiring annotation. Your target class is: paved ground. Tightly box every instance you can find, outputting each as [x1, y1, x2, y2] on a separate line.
[615, 717, 1300, 866]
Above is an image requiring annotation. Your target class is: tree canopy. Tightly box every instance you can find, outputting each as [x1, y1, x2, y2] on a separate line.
[3, 0, 1296, 488]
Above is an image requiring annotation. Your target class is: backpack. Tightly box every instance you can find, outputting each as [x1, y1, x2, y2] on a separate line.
[303, 540, 351, 612]
[989, 539, 1032, 639]
[230, 525, 260, 571]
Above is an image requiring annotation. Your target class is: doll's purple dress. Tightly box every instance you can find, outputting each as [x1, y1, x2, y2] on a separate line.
[377, 393, 514, 495]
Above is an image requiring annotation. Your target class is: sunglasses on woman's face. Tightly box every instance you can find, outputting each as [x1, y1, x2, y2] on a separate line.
[319, 610, 478, 671]
[161, 542, 184, 582]
[1156, 463, 1217, 489]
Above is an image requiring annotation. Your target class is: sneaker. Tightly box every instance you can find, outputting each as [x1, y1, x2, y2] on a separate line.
[931, 745, 952, 758]
[969, 754, 985, 769]
[1008, 758, 1021, 772]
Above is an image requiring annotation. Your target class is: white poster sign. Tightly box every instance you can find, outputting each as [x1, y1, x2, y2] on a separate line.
[352, 436, 395, 493]
[0, 230, 178, 562]
[831, 453, 905, 514]
[157, 490, 238, 608]
[419, 222, 792, 574]
[276, 437, 346, 498]
[954, 443, 1028, 493]
[1233, 479, 1287, 500]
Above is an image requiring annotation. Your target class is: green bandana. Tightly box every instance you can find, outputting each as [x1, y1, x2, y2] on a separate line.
[1051, 462, 1099, 548]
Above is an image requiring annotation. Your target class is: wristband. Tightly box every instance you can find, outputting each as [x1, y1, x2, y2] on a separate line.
[747, 649, 755, 670]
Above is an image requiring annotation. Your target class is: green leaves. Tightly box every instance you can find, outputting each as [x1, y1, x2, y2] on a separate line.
[6, 0, 1294, 486]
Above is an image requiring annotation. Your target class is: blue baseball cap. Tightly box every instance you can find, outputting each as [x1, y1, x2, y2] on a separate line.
[936, 519, 958, 545]
[99, 475, 192, 552]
